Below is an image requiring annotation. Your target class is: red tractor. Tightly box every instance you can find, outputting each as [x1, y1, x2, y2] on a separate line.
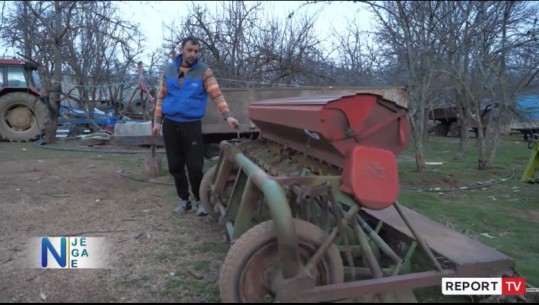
[0, 58, 50, 142]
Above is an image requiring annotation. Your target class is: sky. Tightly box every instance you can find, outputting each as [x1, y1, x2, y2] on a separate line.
[117, 0, 375, 64]
[1, 1, 375, 65]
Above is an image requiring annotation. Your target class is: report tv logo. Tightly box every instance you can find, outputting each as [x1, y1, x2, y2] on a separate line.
[29, 237, 109, 269]
[442, 277, 534, 295]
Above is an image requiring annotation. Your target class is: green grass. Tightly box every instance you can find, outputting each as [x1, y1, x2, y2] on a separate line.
[150, 278, 220, 303]
[194, 241, 229, 255]
[398, 135, 539, 287]
[0, 141, 150, 165]
[192, 260, 210, 272]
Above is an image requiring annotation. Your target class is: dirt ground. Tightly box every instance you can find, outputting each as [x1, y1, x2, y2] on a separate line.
[2, 137, 538, 303]
[0, 141, 225, 303]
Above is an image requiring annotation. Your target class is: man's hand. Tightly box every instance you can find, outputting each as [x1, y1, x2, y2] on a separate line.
[225, 117, 239, 129]
[152, 122, 162, 136]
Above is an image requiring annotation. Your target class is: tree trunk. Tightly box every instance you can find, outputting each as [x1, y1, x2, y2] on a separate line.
[414, 133, 426, 172]
[22, 3, 32, 60]
[486, 3, 510, 168]
[44, 2, 64, 144]
[422, 107, 430, 144]
[478, 160, 488, 170]
[487, 104, 504, 165]
[477, 122, 489, 170]
[459, 124, 470, 152]
[456, 97, 470, 152]
[410, 111, 426, 172]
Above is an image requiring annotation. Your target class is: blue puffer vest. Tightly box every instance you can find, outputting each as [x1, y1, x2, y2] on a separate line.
[161, 55, 209, 122]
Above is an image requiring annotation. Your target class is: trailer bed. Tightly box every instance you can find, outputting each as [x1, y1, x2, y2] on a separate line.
[364, 204, 514, 276]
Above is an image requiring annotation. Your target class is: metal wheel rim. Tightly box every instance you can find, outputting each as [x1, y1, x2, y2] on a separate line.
[237, 240, 333, 302]
[5, 105, 35, 131]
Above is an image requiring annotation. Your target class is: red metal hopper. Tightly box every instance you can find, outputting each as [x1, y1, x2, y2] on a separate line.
[248, 93, 411, 210]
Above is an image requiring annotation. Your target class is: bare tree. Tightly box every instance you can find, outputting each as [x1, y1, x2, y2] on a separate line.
[473, 1, 539, 169]
[331, 19, 387, 86]
[311, 0, 539, 170]
[434, 1, 539, 169]
[162, 1, 267, 86]
[2, 0, 155, 142]
[161, 1, 327, 87]
[27, 1, 77, 143]
[2, 1, 79, 143]
[1, 2, 5, 23]
[366, 1, 446, 171]
[430, 1, 476, 152]
[61, 1, 145, 125]
[264, 11, 327, 85]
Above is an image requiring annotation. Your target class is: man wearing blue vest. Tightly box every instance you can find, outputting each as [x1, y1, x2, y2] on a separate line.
[152, 36, 239, 216]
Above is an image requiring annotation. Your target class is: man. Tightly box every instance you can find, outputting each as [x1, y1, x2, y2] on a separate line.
[152, 36, 239, 216]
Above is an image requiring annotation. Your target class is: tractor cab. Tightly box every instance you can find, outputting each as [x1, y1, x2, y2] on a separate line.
[0, 59, 40, 90]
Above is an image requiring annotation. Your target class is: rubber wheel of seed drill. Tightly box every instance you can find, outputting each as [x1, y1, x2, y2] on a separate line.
[219, 219, 344, 303]
[199, 165, 236, 221]
[204, 143, 221, 158]
[0, 92, 50, 142]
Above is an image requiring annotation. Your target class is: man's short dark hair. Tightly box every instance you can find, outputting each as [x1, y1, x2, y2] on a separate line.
[181, 36, 200, 48]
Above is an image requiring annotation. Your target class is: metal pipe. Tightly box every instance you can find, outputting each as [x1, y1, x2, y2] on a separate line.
[344, 266, 394, 277]
[394, 201, 443, 272]
[306, 205, 359, 274]
[234, 151, 301, 279]
[283, 270, 454, 303]
[326, 195, 356, 280]
[352, 219, 384, 278]
[355, 214, 403, 265]
[393, 241, 417, 276]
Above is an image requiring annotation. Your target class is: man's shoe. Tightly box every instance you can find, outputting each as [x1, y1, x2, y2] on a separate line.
[196, 201, 208, 216]
[173, 200, 192, 214]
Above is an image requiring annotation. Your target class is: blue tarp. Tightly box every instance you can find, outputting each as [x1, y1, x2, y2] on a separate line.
[57, 105, 118, 126]
[516, 95, 539, 121]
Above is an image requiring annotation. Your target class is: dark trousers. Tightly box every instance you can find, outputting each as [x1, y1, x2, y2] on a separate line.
[162, 118, 204, 202]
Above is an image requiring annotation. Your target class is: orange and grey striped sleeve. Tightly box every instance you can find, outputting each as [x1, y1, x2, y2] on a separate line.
[203, 68, 230, 120]
[154, 72, 167, 123]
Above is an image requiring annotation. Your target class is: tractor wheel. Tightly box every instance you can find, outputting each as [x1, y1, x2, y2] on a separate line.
[0, 92, 50, 142]
[219, 219, 344, 303]
[199, 165, 236, 221]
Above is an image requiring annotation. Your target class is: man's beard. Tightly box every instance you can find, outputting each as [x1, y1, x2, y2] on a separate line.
[182, 59, 194, 67]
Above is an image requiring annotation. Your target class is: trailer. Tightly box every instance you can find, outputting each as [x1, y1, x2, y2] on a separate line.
[93, 86, 409, 158]
[201, 86, 408, 157]
[511, 95, 539, 141]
